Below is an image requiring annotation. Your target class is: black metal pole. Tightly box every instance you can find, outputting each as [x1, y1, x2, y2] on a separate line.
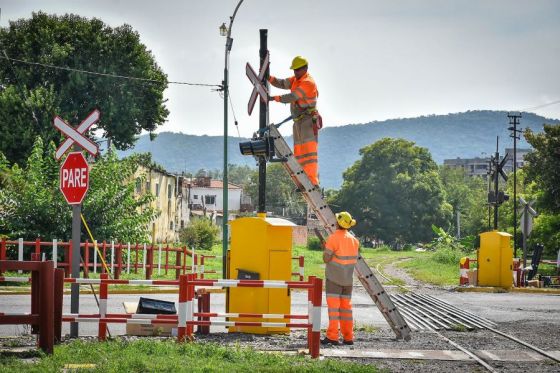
[494, 138, 499, 230]
[257, 29, 269, 214]
[508, 113, 521, 257]
[487, 158, 492, 230]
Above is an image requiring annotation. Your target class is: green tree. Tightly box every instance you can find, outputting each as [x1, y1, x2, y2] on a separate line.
[245, 163, 305, 217]
[333, 138, 452, 244]
[179, 218, 220, 250]
[0, 137, 157, 242]
[0, 12, 169, 166]
[521, 124, 560, 256]
[524, 124, 560, 213]
[439, 166, 488, 236]
[227, 164, 255, 188]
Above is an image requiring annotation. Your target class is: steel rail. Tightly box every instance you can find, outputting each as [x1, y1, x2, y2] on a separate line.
[412, 293, 487, 329]
[400, 294, 475, 330]
[485, 326, 560, 363]
[393, 304, 434, 331]
[392, 294, 450, 329]
[421, 294, 497, 328]
[431, 330, 498, 372]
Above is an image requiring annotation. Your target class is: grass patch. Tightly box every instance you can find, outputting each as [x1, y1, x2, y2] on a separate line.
[450, 324, 469, 332]
[354, 323, 378, 333]
[0, 339, 380, 372]
[1, 243, 469, 290]
[397, 254, 459, 287]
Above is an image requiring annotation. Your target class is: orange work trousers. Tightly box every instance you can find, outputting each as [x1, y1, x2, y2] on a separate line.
[325, 279, 353, 342]
[293, 115, 319, 185]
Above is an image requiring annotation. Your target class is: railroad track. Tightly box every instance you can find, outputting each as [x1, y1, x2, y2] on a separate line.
[389, 292, 560, 372]
[370, 262, 559, 371]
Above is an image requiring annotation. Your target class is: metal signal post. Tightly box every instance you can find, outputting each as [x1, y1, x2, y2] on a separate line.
[508, 113, 522, 256]
[258, 29, 269, 214]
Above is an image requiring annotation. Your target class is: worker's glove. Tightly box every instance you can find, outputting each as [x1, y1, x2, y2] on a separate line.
[268, 95, 280, 102]
[268, 76, 275, 83]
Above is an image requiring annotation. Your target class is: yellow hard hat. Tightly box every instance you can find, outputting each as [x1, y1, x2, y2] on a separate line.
[336, 211, 356, 229]
[290, 56, 308, 70]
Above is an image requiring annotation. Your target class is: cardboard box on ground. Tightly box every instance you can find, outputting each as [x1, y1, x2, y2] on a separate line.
[122, 302, 177, 336]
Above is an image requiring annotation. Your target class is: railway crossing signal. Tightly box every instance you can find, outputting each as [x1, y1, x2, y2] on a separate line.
[54, 109, 100, 160]
[246, 52, 269, 115]
[52, 108, 100, 338]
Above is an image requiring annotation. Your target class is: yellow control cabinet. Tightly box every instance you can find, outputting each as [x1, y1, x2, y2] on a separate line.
[227, 216, 295, 334]
[477, 231, 513, 288]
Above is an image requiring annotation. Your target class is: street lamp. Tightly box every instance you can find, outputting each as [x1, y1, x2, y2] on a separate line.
[219, 23, 228, 37]
[220, 0, 244, 278]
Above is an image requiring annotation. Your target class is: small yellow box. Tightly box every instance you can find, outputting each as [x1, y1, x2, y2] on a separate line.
[477, 231, 513, 288]
[227, 216, 294, 334]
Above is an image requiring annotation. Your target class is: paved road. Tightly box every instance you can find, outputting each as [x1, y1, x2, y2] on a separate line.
[1, 285, 558, 337]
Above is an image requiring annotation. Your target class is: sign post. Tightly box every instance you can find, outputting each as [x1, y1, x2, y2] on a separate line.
[519, 197, 538, 268]
[54, 109, 100, 338]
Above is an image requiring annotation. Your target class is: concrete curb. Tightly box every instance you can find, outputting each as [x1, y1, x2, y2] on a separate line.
[455, 286, 560, 295]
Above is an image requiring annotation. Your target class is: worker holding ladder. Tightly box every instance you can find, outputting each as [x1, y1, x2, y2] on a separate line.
[269, 56, 322, 186]
[322, 211, 360, 345]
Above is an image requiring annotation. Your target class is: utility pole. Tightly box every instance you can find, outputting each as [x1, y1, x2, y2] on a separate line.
[257, 29, 269, 215]
[220, 0, 244, 278]
[508, 113, 522, 257]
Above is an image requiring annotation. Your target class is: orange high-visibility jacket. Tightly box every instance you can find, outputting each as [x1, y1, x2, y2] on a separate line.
[269, 72, 318, 119]
[324, 229, 360, 286]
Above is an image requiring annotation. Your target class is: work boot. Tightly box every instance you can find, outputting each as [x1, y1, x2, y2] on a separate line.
[342, 340, 354, 345]
[321, 337, 340, 346]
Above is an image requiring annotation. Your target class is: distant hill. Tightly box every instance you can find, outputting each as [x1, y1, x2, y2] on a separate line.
[118, 110, 559, 189]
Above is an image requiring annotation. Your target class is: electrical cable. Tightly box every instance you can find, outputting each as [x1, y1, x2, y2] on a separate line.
[227, 89, 241, 138]
[0, 54, 222, 88]
[519, 99, 560, 112]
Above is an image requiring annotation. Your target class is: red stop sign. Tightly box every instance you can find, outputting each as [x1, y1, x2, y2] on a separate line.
[60, 152, 89, 205]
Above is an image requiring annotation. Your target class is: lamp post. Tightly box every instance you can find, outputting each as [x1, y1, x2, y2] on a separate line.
[220, 0, 244, 278]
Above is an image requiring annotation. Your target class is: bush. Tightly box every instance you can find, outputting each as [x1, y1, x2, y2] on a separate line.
[307, 236, 323, 251]
[179, 218, 219, 250]
[432, 247, 464, 265]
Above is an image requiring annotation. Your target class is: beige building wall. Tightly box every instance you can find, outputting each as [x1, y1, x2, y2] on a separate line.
[134, 165, 179, 243]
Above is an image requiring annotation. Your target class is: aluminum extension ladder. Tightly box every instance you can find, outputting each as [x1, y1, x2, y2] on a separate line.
[268, 124, 411, 341]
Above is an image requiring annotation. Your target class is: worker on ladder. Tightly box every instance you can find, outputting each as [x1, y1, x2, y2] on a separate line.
[322, 211, 360, 345]
[269, 56, 322, 186]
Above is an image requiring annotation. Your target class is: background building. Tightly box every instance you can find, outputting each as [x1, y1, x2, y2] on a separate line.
[134, 165, 179, 243]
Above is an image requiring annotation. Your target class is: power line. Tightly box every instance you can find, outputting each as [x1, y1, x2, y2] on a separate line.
[520, 99, 560, 111]
[0, 54, 222, 88]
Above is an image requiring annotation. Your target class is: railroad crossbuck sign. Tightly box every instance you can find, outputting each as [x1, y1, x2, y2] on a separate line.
[519, 197, 538, 236]
[59, 152, 89, 205]
[246, 52, 270, 115]
[54, 109, 100, 160]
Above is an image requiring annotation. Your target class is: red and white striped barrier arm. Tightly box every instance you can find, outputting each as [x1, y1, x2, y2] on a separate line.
[62, 312, 307, 320]
[64, 278, 179, 286]
[190, 279, 313, 289]
[62, 316, 179, 325]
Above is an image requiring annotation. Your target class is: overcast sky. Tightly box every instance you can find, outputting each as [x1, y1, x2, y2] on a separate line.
[2, 0, 559, 138]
